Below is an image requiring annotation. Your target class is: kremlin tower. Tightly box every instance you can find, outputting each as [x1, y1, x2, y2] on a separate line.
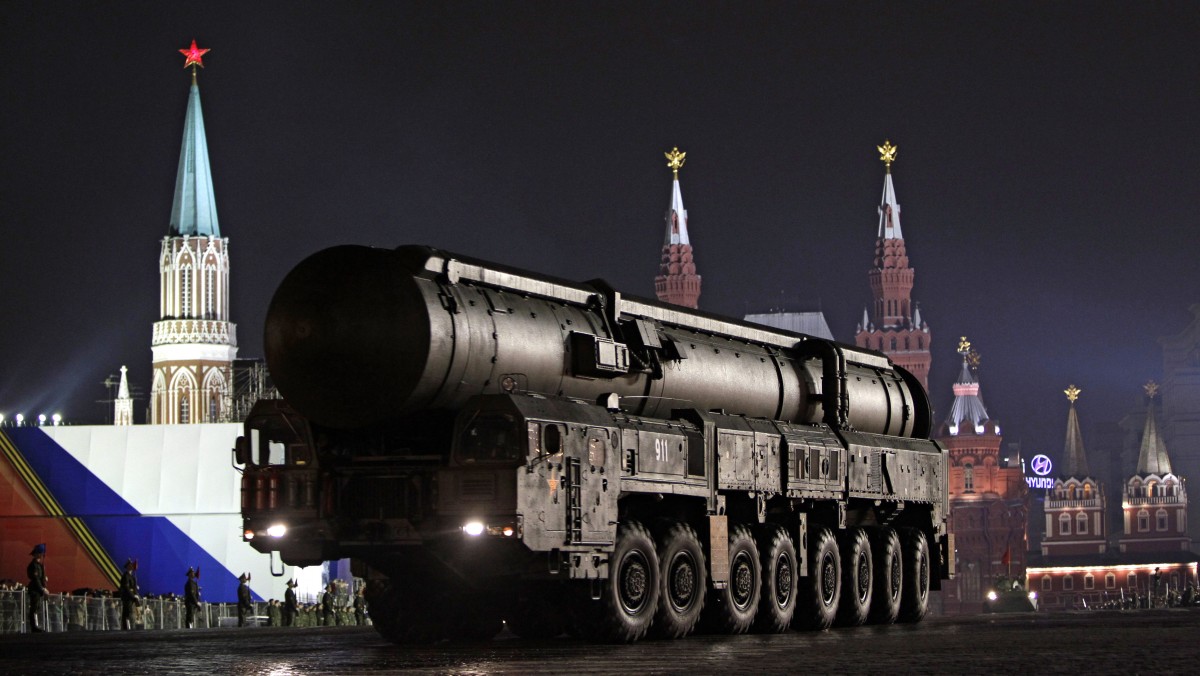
[654, 147, 701, 309]
[150, 42, 237, 424]
[1119, 381, 1189, 553]
[1041, 386, 1107, 556]
[936, 337, 1028, 613]
[855, 140, 931, 391]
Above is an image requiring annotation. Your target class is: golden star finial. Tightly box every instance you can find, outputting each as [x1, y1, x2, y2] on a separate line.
[665, 147, 686, 179]
[1065, 385, 1081, 403]
[877, 139, 898, 172]
[1144, 380, 1159, 399]
[957, 336, 971, 355]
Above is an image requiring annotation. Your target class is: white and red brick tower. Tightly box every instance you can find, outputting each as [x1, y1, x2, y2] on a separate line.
[1042, 385, 1107, 557]
[1120, 381, 1189, 553]
[855, 140, 931, 391]
[654, 147, 701, 309]
[150, 43, 237, 424]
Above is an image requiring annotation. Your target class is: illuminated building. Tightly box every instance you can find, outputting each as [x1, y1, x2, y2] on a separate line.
[1159, 305, 1200, 542]
[935, 337, 1029, 614]
[654, 147, 701, 309]
[150, 45, 238, 424]
[854, 140, 931, 391]
[1027, 382, 1198, 609]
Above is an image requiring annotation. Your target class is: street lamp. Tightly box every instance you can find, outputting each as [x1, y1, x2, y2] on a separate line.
[38, 414, 47, 426]
[0, 413, 5, 426]
[52, 413, 62, 426]
[16, 414, 24, 426]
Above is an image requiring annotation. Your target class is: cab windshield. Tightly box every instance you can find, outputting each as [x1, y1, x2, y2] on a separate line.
[457, 412, 523, 464]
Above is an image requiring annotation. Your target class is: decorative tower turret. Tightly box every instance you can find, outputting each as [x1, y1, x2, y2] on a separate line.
[1042, 386, 1107, 556]
[1120, 381, 1189, 553]
[150, 41, 237, 424]
[936, 337, 1028, 614]
[114, 365, 133, 426]
[654, 147, 701, 309]
[855, 140, 931, 391]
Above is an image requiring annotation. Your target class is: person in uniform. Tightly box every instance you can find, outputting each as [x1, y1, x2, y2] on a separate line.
[117, 559, 141, 630]
[26, 544, 48, 633]
[283, 578, 298, 627]
[237, 573, 253, 627]
[321, 582, 335, 626]
[184, 567, 201, 628]
[353, 587, 367, 626]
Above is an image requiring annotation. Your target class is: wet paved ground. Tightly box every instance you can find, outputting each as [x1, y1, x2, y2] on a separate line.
[3, 609, 1199, 675]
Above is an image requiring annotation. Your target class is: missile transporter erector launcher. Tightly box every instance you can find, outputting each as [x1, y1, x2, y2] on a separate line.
[238, 245, 950, 643]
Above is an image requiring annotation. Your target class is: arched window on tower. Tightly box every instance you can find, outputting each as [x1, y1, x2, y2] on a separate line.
[1105, 573, 1116, 589]
[1156, 509, 1168, 531]
[1138, 510, 1150, 532]
[181, 266, 192, 318]
[890, 337, 897, 351]
[205, 268, 216, 319]
[209, 393, 218, 423]
[179, 395, 190, 425]
[1083, 483, 1093, 499]
[1059, 513, 1071, 535]
[1076, 512, 1088, 535]
[964, 463, 974, 492]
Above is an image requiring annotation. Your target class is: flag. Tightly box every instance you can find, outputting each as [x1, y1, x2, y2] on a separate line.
[1001, 546, 1011, 567]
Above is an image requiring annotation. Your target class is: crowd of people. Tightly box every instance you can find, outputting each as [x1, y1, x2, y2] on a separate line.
[7, 543, 368, 633]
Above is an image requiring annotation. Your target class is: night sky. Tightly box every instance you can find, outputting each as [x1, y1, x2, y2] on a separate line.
[1, 2, 1197, 468]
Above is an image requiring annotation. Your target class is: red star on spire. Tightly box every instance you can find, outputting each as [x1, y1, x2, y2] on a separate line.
[179, 39, 210, 69]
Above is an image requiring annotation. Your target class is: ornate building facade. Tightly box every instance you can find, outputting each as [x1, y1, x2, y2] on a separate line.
[150, 45, 238, 424]
[936, 338, 1029, 614]
[1028, 382, 1198, 610]
[654, 147, 701, 309]
[854, 141, 931, 391]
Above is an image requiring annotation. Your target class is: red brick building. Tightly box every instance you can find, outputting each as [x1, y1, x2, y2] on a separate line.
[1028, 383, 1198, 609]
[854, 141, 931, 391]
[654, 147, 701, 309]
[936, 338, 1029, 614]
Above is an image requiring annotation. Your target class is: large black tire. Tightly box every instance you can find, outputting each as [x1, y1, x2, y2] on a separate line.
[703, 524, 761, 634]
[365, 578, 446, 644]
[508, 587, 565, 639]
[835, 527, 873, 627]
[450, 596, 504, 642]
[867, 526, 902, 625]
[898, 527, 931, 623]
[793, 526, 840, 630]
[753, 524, 797, 633]
[592, 520, 660, 642]
[652, 521, 707, 639]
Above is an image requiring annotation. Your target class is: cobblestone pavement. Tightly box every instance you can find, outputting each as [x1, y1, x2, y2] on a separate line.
[2, 609, 1199, 675]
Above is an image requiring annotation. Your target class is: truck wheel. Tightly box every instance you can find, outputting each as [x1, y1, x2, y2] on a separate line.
[508, 588, 565, 639]
[652, 521, 707, 639]
[835, 527, 873, 627]
[898, 528, 930, 623]
[793, 526, 840, 630]
[704, 524, 761, 634]
[595, 520, 659, 642]
[753, 524, 797, 633]
[365, 578, 446, 644]
[365, 579, 401, 642]
[451, 597, 504, 642]
[867, 526, 902, 624]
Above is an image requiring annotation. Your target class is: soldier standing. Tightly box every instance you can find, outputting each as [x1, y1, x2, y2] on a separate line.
[283, 579, 298, 626]
[321, 583, 335, 626]
[353, 587, 366, 626]
[236, 573, 253, 627]
[184, 567, 202, 628]
[26, 544, 48, 633]
[117, 559, 140, 630]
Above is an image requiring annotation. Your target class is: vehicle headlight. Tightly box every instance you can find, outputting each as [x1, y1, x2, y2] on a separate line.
[987, 591, 998, 601]
[463, 521, 485, 536]
[267, 524, 287, 538]
[1028, 591, 1037, 600]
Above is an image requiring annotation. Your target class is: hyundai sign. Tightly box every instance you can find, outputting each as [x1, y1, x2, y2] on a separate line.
[1025, 454, 1055, 489]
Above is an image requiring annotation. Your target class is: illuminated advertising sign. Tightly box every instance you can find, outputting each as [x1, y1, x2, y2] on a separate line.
[1024, 453, 1055, 489]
